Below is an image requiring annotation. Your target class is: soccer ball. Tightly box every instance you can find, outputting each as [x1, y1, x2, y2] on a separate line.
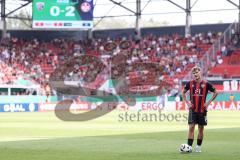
[179, 144, 192, 153]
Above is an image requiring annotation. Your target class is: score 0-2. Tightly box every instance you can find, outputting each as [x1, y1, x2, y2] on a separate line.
[50, 6, 75, 17]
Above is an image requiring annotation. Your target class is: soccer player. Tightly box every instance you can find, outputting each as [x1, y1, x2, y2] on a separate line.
[182, 66, 218, 152]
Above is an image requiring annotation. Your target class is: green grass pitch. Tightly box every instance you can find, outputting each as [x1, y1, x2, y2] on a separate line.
[0, 110, 240, 160]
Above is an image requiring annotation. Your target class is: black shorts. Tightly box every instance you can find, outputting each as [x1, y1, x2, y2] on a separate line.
[188, 110, 207, 126]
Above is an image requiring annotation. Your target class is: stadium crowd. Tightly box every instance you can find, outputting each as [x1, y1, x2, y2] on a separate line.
[0, 31, 221, 96]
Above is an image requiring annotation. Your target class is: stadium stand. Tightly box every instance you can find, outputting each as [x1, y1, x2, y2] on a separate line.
[0, 31, 222, 96]
[208, 43, 240, 78]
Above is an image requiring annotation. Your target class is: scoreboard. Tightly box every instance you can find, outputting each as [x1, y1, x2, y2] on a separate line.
[32, 0, 93, 29]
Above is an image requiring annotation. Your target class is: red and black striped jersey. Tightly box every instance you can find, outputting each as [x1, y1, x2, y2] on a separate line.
[184, 80, 216, 113]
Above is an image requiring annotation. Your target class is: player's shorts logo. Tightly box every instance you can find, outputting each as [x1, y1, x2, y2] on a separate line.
[36, 2, 45, 11]
[204, 116, 207, 123]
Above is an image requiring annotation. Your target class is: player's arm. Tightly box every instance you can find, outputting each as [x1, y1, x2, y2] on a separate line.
[182, 82, 192, 109]
[204, 83, 218, 107]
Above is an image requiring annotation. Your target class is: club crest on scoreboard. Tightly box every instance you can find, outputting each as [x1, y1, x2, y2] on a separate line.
[36, 2, 45, 11]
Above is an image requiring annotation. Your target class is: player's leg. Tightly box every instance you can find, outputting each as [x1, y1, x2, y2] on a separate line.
[195, 125, 204, 152]
[195, 113, 207, 152]
[198, 125, 204, 141]
[188, 123, 195, 146]
[187, 110, 196, 147]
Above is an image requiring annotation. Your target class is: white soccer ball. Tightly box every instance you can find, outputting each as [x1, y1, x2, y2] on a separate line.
[179, 144, 192, 153]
